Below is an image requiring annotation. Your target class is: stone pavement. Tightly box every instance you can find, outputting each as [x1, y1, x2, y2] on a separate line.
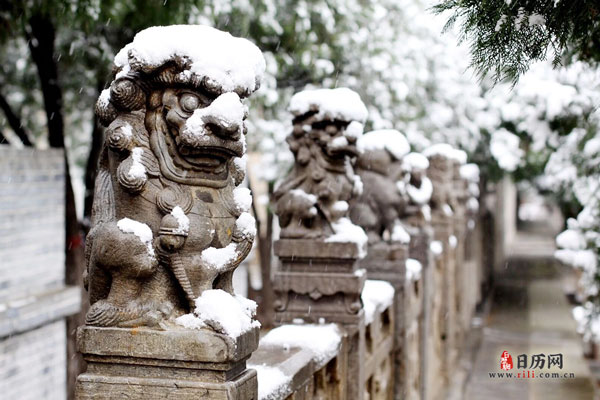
[462, 257, 595, 400]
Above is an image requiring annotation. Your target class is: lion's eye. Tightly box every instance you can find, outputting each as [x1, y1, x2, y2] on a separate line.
[180, 93, 200, 113]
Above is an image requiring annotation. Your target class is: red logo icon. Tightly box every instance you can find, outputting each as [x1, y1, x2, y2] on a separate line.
[500, 351, 513, 370]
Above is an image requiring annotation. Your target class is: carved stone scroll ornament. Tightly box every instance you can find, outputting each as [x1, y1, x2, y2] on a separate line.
[83, 25, 265, 330]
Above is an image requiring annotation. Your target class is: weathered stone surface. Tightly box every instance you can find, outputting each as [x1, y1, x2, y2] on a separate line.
[272, 88, 369, 399]
[273, 89, 366, 241]
[85, 25, 263, 328]
[77, 326, 259, 363]
[76, 326, 259, 399]
[274, 240, 366, 325]
[249, 335, 347, 399]
[363, 299, 395, 400]
[76, 369, 257, 400]
[349, 130, 409, 245]
[76, 25, 265, 400]
[424, 149, 456, 400]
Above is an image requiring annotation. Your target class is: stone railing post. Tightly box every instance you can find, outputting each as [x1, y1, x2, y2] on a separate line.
[397, 153, 434, 400]
[349, 130, 428, 400]
[271, 88, 370, 400]
[75, 26, 265, 399]
[460, 163, 482, 318]
[423, 144, 457, 400]
[452, 160, 470, 340]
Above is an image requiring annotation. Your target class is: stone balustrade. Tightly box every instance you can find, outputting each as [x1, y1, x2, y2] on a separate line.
[69, 26, 488, 400]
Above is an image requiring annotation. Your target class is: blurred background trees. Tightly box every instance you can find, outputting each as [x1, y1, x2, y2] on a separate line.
[434, 0, 600, 342]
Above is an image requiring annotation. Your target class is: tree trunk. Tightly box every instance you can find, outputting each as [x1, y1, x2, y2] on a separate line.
[26, 12, 86, 400]
[26, 13, 64, 148]
[248, 179, 275, 329]
[83, 110, 104, 225]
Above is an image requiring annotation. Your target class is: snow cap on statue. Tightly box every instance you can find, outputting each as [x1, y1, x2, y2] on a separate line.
[95, 25, 266, 126]
[289, 87, 368, 124]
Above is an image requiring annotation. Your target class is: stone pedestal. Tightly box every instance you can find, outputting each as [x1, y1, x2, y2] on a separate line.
[273, 240, 365, 325]
[76, 326, 259, 399]
[273, 239, 366, 400]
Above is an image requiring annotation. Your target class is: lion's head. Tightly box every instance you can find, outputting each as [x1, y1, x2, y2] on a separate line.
[95, 25, 265, 188]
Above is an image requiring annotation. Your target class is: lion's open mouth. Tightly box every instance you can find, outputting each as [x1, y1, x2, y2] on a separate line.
[150, 124, 244, 187]
[166, 127, 239, 176]
[173, 145, 235, 172]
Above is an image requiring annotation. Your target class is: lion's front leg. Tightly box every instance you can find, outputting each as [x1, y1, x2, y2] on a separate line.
[199, 212, 256, 296]
[85, 221, 163, 327]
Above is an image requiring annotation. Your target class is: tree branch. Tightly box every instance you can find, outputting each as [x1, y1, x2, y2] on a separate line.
[0, 88, 32, 146]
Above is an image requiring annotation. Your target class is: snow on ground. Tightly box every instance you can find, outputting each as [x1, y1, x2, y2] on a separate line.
[114, 25, 265, 94]
[259, 323, 342, 365]
[406, 258, 422, 281]
[325, 217, 368, 258]
[288, 87, 368, 123]
[175, 289, 260, 337]
[117, 217, 155, 258]
[248, 364, 291, 400]
[357, 129, 410, 160]
[362, 280, 395, 324]
[249, 323, 343, 399]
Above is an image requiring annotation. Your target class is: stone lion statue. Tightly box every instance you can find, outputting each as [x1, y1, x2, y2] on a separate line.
[349, 129, 411, 245]
[273, 88, 367, 240]
[83, 25, 265, 328]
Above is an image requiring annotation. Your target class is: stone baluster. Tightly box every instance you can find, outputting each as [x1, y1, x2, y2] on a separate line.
[398, 152, 434, 400]
[75, 25, 265, 399]
[460, 163, 482, 323]
[452, 159, 470, 342]
[272, 88, 370, 400]
[349, 129, 416, 400]
[422, 144, 456, 400]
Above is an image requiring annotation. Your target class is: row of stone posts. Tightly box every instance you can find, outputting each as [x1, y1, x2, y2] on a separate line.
[73, 25, 486, 400]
